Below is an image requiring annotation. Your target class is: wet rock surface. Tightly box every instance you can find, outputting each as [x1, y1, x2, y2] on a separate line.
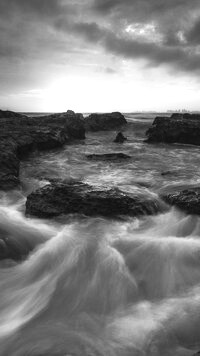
[84, 112, 127, 131]
[146, 113, 200, 145]
[161, 188, 200, 215]
[86, 153, 131, 161]
[0, 110, 85, 190]
[26, 181, 165, 219]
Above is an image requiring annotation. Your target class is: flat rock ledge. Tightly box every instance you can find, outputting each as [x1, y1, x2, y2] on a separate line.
[86, 153, 131, 161]
[26, 181, 165, 219]
[146, 113, 200, 145]
[84, 112, 127, 131]
[161, 188, 200, 215]
[0, 109, 85, 190]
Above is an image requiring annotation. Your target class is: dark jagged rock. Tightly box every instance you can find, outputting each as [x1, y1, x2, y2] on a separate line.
[161, 188, 200, 215]
[26, 181, 165, 219]
[146, 113, 200, 146]
[0, 110, 85, 190]
[87, 153, 131, 161]
[84, 112, 127, 131]
[114, 132, 127, 143]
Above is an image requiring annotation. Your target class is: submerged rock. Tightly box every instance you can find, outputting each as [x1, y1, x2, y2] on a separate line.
[161, 188, 200, 215]
[86, 153, 131, 161]
[0, 226, 35, 262]
[84, 112, 127, 131]
[114, 132, 127, 143]
[0, 110, 85, 190]
[161, 170, 180, 177]
[26, 181, 165, 219]
[146, 113, 200, 146]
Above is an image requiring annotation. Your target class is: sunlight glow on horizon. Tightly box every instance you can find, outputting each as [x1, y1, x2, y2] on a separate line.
[2, 70, 200, 113]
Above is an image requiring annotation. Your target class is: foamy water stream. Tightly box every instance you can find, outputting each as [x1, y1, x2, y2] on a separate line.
[0, 116, 200, 355]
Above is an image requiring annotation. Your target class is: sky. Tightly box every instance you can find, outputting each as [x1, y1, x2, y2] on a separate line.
[1, 0, 200, 112]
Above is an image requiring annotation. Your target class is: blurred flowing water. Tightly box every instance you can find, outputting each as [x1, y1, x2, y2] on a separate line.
[0, 114, 200, 355]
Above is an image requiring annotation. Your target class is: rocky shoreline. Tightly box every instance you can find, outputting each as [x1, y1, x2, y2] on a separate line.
[146, 113, 200, 145]
[2, 109, 200, 262]
[0, 110, 85, 190]
[0, 110, 127, 191]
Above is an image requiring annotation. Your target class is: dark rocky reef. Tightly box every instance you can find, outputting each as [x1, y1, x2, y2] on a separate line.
[26, 181, 165, 219]
[114, 132, 127, 143]
[86, 153, 131, 161]
[84, 112, 127, 131]
[146, 113, 200, 145]
[0, 110, 85, 190]
[161, 188, 200, 215]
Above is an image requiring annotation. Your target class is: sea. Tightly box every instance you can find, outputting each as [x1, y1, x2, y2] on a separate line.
[0, 113, 200, 355]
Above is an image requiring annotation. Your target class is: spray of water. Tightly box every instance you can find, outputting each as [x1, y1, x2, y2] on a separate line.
[0, 205, 200, 355]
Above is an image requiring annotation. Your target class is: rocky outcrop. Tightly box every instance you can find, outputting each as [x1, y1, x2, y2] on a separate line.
[114, 132, 127, 143]
[86, 153, 131, 161]
[0, 110, 85, 190]
[84, 112, 127, 131]
[26, 181, 165, 219]
[146, 113, 200, 145]
[32, 111, 85, 140]
[161, 188, 200, 215]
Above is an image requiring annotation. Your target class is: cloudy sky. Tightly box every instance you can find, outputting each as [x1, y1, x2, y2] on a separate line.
[1, 0, 200, 112]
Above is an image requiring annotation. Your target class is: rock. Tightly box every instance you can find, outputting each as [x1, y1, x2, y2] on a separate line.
[0, 109, 27, 119]
[66, 110, 75, 115]
[0, 139, 20, 190]
[86, 153, 131, 161]
[161, 170, 180, 176]
[161, 188, 200, 215]
[26, 181, 165, 219]
[114, 132, 127, 143]
[145, 113, 200, 145]
[0, 235, 30, 261]
[0, 110, 85, 190]
[33, 111, 85, 140]
[84, 112, 127, 131]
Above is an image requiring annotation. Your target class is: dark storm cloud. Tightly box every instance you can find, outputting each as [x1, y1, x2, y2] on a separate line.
[0, 0, 65, 18]
[88, 0, 200, 73]
[0, 0, 83, 93]
[0, 0, 200, 85]
[186, 18, 200, 44]
[92, 0, 198, 19]
[0, 0, 78, 62]
[60, 20, 200, 73]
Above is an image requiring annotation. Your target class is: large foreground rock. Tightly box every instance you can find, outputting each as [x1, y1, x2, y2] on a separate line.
[161, 188, 200, 215]
[0, 110, 85, 190]
[84, 112, 127, 131]
[26, 181, 165, 219]
[146, 113, 200, 145]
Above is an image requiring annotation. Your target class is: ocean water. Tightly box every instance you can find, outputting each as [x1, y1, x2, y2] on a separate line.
[1, 114, 200, 355]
